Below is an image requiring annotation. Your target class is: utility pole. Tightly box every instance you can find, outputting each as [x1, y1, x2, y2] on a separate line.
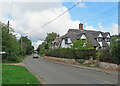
[21, 35, 22, 50]
[21, 35, 23, 56]
[7, 21, 9, 33]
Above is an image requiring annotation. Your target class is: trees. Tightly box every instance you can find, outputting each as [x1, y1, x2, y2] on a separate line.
[98, 35, 120, 64]
[0, 22, 34, 62]
[71, 39, 93, 50]
[37, 42, 46, 56]
[1, 23, 20, 62]
[45, 32, 59, 47]
[110, 35, 120, 59]
[37, 32, 59, 56]
[19, 36, 34, 55]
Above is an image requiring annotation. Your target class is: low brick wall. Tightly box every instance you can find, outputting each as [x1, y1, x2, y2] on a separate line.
[43, 56, 120, 71]
[43, 56, 80, 65]
[98, 62, 119, 71]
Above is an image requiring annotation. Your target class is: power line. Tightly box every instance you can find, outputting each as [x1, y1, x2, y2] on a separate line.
[27, 2, 80, 35]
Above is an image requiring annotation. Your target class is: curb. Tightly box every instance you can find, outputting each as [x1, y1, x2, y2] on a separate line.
[72, 65, 119, 76]
[42, 57, 119, 76]
[23, 63, 47, 84]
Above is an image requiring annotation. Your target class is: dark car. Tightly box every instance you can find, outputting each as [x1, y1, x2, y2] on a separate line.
[33, 54, 39, 58]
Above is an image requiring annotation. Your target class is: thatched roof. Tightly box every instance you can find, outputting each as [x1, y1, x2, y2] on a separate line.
[60, 29, 110, 47]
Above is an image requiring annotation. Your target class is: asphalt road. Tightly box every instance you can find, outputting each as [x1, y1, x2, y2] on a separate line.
[23, 56, 118, 84]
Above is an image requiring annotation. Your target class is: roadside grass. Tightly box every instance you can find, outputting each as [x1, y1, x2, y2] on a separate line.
[2, 64, 40, 84]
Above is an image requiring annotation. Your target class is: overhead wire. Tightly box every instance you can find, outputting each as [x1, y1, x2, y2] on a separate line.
[26, 2, 80, 36]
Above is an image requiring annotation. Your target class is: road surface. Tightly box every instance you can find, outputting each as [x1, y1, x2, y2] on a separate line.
[23, 56, 118, 84]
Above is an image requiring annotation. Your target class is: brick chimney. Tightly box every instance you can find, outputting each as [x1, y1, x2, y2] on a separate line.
[56, 35, 58, 38]
[79, 23, 83, 30]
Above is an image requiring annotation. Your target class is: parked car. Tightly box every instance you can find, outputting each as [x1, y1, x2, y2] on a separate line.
[33, 54, 39, 58]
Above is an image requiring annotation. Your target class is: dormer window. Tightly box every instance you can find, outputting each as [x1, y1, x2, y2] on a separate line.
[105, 38, 110, 42]
[105, 34, 110, 42]
[81, 34, 86, 40]
[98, 37, 102, 42]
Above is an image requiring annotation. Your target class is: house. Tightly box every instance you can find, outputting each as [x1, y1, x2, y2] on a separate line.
[50, 23, 111, 49]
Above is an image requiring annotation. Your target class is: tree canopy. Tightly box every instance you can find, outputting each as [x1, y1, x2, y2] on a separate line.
[71, 39, 93, 50]
[37, 32, 59, 56]
[0, 22, 34, 62]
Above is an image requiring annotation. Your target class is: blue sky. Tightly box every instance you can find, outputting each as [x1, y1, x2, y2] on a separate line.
[63, 2, 118, 31]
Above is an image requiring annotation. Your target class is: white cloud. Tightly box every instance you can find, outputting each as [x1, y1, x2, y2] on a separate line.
[79, 2, 86, 8]
[98, 22, 103, 29]
[85, 23, 118, 35]
[32, 40, 44, 50]
[110, 23, 118, 35]
[85, 22, 87, 26]
[98, 23, 118, 35]
[1, 2, 80, 48]
[22, 6, 80, 40]
[84, 25, 96, 31]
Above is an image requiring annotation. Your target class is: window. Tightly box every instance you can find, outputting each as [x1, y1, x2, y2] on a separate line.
[65, 39, 68, 44]
[106, 38, 110, 42]
[82, 39, 86, 44]
[98, 37, 102, 42]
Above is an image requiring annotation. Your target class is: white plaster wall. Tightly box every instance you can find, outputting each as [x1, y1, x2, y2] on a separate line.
[61, 38, 72, 48]
[98, 33, 102, 37]
[107, 42, 110, 46]
[61, 39, 65, 48]
[97, 33, 103, 47]
[106, 34, 111, 46]
[98, 42, 103, 47]
[81, 34, 86, 39]
[68, 38, 72, 43]
[107, 34, 110, 38]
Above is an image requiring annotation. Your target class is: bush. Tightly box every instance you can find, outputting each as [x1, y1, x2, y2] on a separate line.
[98, 48, 120, 64]
[45, 48, 96, 60]
[75, 49, 96, 60]
[59, 49, 75, 59]
[2, 55, 19, 63]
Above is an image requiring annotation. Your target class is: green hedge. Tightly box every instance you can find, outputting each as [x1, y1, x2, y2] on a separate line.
[75, 49, 96, 59]
[98, 49, 120, 64]
[45, 48, 96, 60]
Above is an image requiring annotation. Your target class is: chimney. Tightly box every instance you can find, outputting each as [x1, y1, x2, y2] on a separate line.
[79, 23, 83, 30]
[56, 35, 58, 38]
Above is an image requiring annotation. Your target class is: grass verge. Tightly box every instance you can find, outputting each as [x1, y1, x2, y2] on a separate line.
[2, 64, 40, 84]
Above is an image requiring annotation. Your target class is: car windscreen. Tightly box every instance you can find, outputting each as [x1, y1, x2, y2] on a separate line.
[33, 54, 38, 56]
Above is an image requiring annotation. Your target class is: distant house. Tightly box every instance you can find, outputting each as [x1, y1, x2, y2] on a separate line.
[50, 23, 111, 49]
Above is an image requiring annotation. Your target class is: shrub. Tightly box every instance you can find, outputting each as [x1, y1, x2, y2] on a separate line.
[98, 48, 120, 64]
[45, 48, 96, 60]
[2, 55, 19, 63]
[58, 49, 75, 59]
[75, 49, 96, 60]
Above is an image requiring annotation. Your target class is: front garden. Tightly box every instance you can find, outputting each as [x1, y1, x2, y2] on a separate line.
[44, 35, 120, 70]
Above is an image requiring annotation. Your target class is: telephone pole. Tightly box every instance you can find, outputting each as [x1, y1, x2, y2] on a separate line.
[7, 21, 9, 33]
[21, 35, 22, 50]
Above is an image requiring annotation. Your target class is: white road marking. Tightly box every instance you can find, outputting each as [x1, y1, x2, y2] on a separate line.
[104, 81, 114, 84]
[96, 79, 114, 84]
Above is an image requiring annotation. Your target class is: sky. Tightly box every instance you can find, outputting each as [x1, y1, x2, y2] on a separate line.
[0, 0, 119, 49]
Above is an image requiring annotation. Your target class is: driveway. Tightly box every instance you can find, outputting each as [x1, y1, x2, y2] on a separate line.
[23, 55, 118, 84]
